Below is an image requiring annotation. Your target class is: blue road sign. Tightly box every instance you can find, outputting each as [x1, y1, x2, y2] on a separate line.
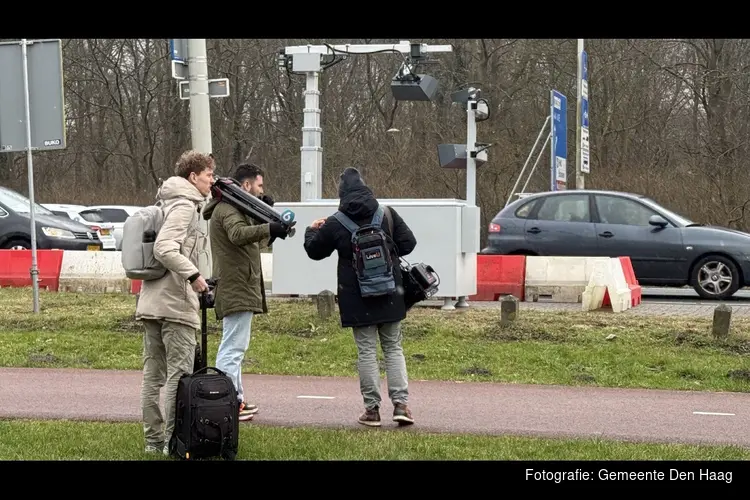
[169, 39, 187, 62]
[550, 89, 567, 190]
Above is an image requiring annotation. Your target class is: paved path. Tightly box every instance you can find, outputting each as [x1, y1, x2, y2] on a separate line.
[2, 367, 749, 448]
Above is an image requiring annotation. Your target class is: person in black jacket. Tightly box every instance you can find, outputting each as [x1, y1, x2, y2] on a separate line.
[303, 167, 418, 427]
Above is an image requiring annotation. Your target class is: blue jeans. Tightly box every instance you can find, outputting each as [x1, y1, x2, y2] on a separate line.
[215, 311, 253, 403]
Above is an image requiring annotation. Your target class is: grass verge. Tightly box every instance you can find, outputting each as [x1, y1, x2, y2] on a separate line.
[1, 288, 750, 392]
[1, 419, 748, 460]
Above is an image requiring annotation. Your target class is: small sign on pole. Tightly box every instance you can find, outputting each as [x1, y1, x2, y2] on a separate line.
[179, 78, 231, 100]
[171, 60, 188, 80]
[580, 50, 590, 174]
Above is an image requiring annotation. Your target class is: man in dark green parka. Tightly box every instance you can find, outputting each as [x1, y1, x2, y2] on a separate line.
[202, 163, 288, 421]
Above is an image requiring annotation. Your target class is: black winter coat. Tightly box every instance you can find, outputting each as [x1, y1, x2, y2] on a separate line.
[303, 170, 417, 328]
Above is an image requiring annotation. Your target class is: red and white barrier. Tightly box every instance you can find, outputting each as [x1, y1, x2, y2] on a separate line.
[0, 250, 642, 312]
[0, 250, 275, 296]
[467, 253, 641, 312]
[0, 250, 133, 293]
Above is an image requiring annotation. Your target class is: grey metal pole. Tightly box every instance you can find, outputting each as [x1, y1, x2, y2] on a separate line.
[575, 38, 585, 190]
[21, 39, 39, 313]
[505, 115, 550, 207]
[466, 97, 477, 207]
[187, 39, 213, 278]
[455, 95, 478, 310]
[520, 132, 552, 195]
[301, 71, 322, 201]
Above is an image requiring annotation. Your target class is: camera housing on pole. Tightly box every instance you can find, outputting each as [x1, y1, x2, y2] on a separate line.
[436, 84, 491, 308]
[278, 40, 453, 202]
[390, 43, 441, 101]
[437, 85, 492, 206]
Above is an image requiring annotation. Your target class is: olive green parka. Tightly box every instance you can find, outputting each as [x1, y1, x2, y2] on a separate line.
[202, 197, 270, 320]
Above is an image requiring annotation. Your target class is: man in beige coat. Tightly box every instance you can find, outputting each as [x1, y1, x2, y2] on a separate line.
[136, 150, 214, 455]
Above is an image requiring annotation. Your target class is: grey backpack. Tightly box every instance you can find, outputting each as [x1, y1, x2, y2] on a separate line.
[121, 202, 170, 281]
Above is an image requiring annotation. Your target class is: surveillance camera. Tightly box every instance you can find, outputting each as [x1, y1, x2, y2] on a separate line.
[450, 87, 480, 105]
[476, 100, 489, 121]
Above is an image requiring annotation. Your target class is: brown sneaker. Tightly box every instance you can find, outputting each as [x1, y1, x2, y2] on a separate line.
[358, 408, 381, 427]
[393, 403, 414, 425]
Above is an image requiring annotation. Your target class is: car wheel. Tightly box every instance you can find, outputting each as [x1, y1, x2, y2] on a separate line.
[2, 239, 31, 250]
[690, 255, 740, 300]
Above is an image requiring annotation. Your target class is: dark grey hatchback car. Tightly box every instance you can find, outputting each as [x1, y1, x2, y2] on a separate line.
[481, 189, 750, 300]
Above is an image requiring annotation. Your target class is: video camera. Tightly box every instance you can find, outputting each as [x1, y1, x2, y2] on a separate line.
[200, 278, 218, 310]
[400, 259, 440, 310]
[210, 177, 297, 246]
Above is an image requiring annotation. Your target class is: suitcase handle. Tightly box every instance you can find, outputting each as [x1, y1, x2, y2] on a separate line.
[193, 366, 228, 377]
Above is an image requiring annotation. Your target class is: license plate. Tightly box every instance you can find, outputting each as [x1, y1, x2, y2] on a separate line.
[100, 229, 110, 235]
[87, 245, 100, 251]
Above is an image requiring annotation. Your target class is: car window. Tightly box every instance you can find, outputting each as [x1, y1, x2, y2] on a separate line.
[79, 211, 105, 223]
[0, 186, 54, 216]
[595, 195, 659, 226]
[51, 211, 70, 219]
[85, 208, 129, 223]
[536, 194, 591, 223]
[639, 197, 693, 226]
[514, 199, 536, 219]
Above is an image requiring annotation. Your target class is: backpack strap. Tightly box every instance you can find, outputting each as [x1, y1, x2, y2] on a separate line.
[333, 205, 385, 233]
[332, 211, 360, 234]
[382, 206, 400, 260]
[383, 206, 394, 236]
[370, 205, 384, 226]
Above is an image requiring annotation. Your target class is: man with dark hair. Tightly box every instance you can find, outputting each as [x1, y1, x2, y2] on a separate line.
[303, 167, 418, 427]
[137, 149, 214, 455]
[202, 162, 288, 421]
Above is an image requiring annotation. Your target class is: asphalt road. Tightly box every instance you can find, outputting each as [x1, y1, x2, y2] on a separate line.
[1, 367, 748, 448]
[640, 286, 750, 304]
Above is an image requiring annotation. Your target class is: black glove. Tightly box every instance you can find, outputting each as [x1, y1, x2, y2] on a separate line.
[260, 194, 274, 207]
[269, 222, 288, 239]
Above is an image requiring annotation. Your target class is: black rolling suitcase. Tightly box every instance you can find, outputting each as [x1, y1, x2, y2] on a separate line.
[168, 285, 240, 461]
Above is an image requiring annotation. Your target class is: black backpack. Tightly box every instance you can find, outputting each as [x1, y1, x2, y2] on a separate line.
[168, 290, 239, 461]
[333, 205, 397, 297]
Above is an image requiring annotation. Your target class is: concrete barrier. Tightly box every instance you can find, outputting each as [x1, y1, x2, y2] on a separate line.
[524, 256, 613, 303]
[58, 251, 131, 293]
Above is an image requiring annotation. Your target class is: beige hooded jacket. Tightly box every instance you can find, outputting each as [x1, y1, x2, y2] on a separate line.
[135, 175, 208, 330]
